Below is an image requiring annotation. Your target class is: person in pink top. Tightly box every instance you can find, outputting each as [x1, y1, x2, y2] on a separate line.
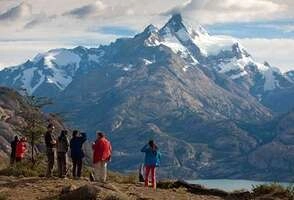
[92, 132, 112, 182]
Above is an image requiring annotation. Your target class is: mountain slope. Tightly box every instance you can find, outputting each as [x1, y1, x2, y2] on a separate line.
[0, 15, 293, 105]
[0, 87, 65, 165]
[0, 14, 294, 180]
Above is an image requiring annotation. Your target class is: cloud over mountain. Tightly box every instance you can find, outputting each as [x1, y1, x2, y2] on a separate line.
[64, 1, 107, 19]
[0, 2, 32, 22]
[0, 0, 293, 71]
[163, 0, 287, 24]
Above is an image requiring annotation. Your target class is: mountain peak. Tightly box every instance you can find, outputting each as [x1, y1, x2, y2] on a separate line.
[169, 13, 183, 24]
[163, 14, 185, 32]
[143, 24, 158, 34]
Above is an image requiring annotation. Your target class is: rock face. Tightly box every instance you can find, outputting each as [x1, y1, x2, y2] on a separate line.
[0, 87, 66, 165]
[0, 14, 294, 180]
[247, 110, 294, 180]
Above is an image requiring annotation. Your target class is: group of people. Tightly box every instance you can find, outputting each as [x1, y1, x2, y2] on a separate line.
[10, 123, 161, 189]
[10, 136, 27, 164]
[44, 123, 114, 182]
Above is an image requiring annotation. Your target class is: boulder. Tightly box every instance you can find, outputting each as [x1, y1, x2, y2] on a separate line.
[60, 184, 100, 200]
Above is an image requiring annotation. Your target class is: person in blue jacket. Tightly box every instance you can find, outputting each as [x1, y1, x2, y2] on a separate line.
[70, 130, 87, 179]
[141, 140, 161, 189]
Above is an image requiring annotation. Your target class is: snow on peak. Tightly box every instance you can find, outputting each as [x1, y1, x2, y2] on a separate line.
[262, 66, 281, 91]
[144, 24, 158, 34]
[285, 71, 294, 82]
[33, 48, 81, 67]
[144, 14, 240, 59]
[13, 48, 83, 94]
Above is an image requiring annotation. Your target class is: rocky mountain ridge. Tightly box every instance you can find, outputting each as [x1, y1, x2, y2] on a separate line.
[0, 14, 293, 103]
[0, 14, 294, 180]
[0, 87, 65, 164]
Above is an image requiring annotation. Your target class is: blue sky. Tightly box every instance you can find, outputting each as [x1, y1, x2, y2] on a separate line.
[207, 19, 294, 39]
[0, 0, 294, 71]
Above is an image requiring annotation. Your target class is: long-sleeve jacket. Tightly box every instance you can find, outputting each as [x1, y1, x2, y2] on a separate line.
[141, 144, 161, 167]
[45, 131, 55, 149]
[70, 133, 87, 160]
[92, 137, 112, 164]
[57, 135, 69, 153]
[16, 141, 27, 158]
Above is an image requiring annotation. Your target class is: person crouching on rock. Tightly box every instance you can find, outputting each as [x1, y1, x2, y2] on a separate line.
[70, 131, 87, 179]
[15, 137, 27, 162]
[92, 132, 112, 183]
[10, 135, 19, 165]
[57, 130, 69, 178]
[141, 140, 161, 189]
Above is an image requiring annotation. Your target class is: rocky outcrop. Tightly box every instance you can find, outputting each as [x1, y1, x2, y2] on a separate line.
[0, 87, 66, 165]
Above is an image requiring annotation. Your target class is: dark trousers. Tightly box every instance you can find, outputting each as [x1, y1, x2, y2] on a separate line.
[72, 158, 82, 177]
[10, 153, 16, 165]
[57, 152, 67, 177]
[15, 157, 22, 162]
[46, 150, 55, 177]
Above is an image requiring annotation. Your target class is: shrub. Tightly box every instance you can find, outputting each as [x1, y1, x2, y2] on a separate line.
[108, 171, 138, 184]
[0, 193, 7, 200]
[0, 157, 46, 177]
[103, 193, 128, 200]
[253, 183, 294, 200]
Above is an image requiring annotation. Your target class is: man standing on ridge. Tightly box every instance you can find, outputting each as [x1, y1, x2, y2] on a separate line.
[45, 123, 56, 177]
[70, 130, 87, 179]
[92, 132, 112, 183]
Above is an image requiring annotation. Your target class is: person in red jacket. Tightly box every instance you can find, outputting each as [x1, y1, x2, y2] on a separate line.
[16, 137, 27, 162]
[92, 132, 112, 182]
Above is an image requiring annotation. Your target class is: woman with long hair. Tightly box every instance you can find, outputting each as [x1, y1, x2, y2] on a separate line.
[141, 140, 161, 189]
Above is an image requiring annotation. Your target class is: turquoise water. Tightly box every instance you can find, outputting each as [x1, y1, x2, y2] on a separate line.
[187, 179, 292, 192]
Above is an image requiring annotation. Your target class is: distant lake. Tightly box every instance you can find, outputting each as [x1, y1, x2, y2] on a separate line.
[187, 179, 292, 192]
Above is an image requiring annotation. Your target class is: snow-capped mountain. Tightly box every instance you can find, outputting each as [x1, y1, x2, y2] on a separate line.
[140, 14, 293, 93]
[0, 46, 104, 96]
[286, 70, 294, 83]
[1, 14, 294, 180]
[0, 14, 292, 100]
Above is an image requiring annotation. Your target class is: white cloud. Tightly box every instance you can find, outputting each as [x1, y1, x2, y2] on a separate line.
[0, 41, 74, 68]
[64, 0, 107, 19]
[240, 38, 294, 72]
[164, 0, 289, 24]
[0, 2, 32, 23]
[0, 0, 293, 72]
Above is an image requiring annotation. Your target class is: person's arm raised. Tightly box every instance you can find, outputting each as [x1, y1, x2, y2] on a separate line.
[81, 133, 87, 144]
[141, 144, 149, 152]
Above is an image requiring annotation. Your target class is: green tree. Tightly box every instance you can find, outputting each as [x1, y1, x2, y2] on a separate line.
[19, 92, 52, 165]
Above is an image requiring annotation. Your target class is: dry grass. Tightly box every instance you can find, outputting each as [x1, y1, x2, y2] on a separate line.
[103, 193, 129, 200]
[253, 183, 294, 200]
[0, 193, 7, 200]
[0, 158, 46, 177]
[108, 171, 138, 184]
